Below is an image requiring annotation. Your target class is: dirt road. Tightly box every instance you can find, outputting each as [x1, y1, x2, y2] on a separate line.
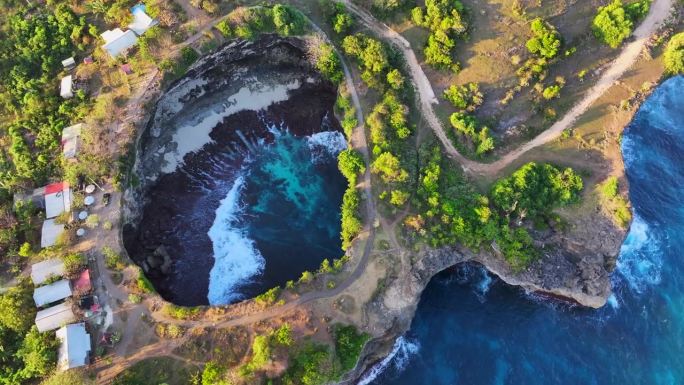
[342, 0, 674, 176]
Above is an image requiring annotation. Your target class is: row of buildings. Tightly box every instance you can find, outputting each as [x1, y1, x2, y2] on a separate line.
[31, 258, 93, 371]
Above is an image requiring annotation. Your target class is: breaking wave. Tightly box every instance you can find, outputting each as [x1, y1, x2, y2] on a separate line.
[357, 336, 420, 385]
[207, 176, 265, 305]
[307, 131, 347, 163]
[615, 215, 663, 294]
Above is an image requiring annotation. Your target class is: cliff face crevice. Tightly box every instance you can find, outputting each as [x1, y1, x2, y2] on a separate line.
[343, 207, 625, 384]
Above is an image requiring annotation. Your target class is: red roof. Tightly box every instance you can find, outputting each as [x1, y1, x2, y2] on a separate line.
[45, 182, 69, 195]
[121, 63, 133, 74]
[73, 269, 91, 292]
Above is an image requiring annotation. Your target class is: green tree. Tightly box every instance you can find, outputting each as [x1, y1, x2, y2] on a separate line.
[272, 4, 306, 36]
[0, 283, 35, 333]
[526, 18, 562, 59]
[592, 0, 642, 48]
[338, 149, 366, 185]
[443, 83, 483, 111]
[386, 69, 405, 90]
[371, 152, 408, 183]
[16, 327, 58, 379]
[664, 32, 684, 74]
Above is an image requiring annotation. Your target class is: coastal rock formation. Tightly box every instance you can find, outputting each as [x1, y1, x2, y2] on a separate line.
[343, 207, 625, 383]
[122, 35, 342, 305]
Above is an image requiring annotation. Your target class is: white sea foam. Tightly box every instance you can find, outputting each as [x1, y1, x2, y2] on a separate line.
[475, 268, 493, 300]
[607, 293, 620, 310]
[307, 131, 347, 163]
[207, 176, 265, 305]
[616, 215, 663, 294]
[162, 79, 301, 173]
[357, 336, 420, 385]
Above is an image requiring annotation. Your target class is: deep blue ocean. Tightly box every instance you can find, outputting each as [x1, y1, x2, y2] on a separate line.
[365, 76, 684, 385]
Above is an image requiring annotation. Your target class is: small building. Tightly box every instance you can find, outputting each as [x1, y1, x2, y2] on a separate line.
[56, 323, 91, 371]
[62, 123, 83, 160]
[33, 279, 72, 307]
[128, 4, 158, 36]
[31, 259, 65, 286]
[35, 302, 76, 332]
[101, 28, 138, 57]
[44, 182, 72, 219]
[72, 269, 91, 294]
[41, 219, 65, 249]
[61, 57, 76, 69]
[83, 56, 94, 65]
[60, 75, 74, 99]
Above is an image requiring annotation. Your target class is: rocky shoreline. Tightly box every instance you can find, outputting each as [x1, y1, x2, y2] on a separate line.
[122, 35, 342, 305]
[343, 207, 625, 384]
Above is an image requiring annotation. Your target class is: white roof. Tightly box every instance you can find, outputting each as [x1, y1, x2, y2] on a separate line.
[35, 302, 76, 332]
[56, 323, 91, 371]
[60, 76, 73, 98]
[45, 187, 72, 219]
[31, 259, 66, 285]
[62, 123, 83, 159]
[128, 5, 158, 35]
[41, 219, 65, 248]
[33, 279, 72, 307]
[101, 28, 138, 57]
[62, 57, 75, 68]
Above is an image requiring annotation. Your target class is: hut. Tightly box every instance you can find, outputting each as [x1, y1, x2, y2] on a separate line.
[101, 28, 138, 57]
[31, 259, 65, 285]
[35, 302, 76, 332]
[56, 323, 91, 371]
[61, 57, 76, 70]
[128, 4, 158, 36]
[62, 123, 83, 160]
[60, 75, 74, 99]
[41, 219, 65, 248]
[33, 279, 72, 307]
[44, 182, 72, 219]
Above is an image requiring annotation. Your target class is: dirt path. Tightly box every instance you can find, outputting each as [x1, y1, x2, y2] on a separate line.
[342, 0, 674, 176]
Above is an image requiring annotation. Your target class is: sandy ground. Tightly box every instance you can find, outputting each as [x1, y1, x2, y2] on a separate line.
[342, 0, 675, 176]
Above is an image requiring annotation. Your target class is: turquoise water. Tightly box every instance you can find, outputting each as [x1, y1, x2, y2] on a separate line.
[207, 129, 347, 304]
[367, 76, 684, 384]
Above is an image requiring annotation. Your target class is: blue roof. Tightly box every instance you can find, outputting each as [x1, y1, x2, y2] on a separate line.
[131, 3, 146, 13]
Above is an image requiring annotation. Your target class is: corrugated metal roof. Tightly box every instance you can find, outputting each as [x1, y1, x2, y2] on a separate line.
[45, 183, 71, 219]
[101, 29, 138, 57]
[31, 259, 65, 285]
[56, 323, 91, 370]
[41, 219, 65, 248]
[33, 279, 72, 307]
[60, 75, 73, 99]
[35, 302, 76, 332]
[129, 4, 158, 35]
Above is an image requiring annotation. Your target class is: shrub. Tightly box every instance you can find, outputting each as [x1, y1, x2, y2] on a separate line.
[215, 19, 233, 37]
[63, 253, 86, 275]
[334, 325, 370, 372]
[136, 269, 155, 293]
[255, 287, 281, 307]
[273, 323, 293, 346]
[542, 85, 561, 99]
[299, 270, 315, 284]
[411, 0, 467, 71]
[341, 187, 363, 250]
[128, 293, 142, 304]
[272, 4, 306, 36]
[443, 83, 483, 111]
[664, 32, 684, 75]
[18, 242, 32, 257]
[103, 246, 125, 270]
[163, 304, 201, 320]
[526, 18, 561, 59]
[592, 0, 649, 48]
[338, 149, 366, 185]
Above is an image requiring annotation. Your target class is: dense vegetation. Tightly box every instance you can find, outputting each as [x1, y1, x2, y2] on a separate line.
[664, 32, 684, 75]
[442, 82, 493, 157]
[598, 176, 631, 228]
[411, 0, 468, 72]
[215, 4, 308, 40]
[0, 283, 58, 384]
[592, 0, 651, 48]
[407, 150, 583, 268]
[341, 32, 416, 211]
[526, 18, 562, 59]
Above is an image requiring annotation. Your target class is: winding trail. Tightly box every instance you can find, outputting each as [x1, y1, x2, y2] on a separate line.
[94, 0, 674, 380]
[341, 0, 674, 176]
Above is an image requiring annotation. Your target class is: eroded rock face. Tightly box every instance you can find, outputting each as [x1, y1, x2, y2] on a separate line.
[342, 210, 624, 384]
[123, 36, 342, 305]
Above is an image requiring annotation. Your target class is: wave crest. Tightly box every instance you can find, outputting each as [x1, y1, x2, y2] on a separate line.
[357, 336, 420, 385]
[207, 176, 265, 305]
[616, 215, 663, 294]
